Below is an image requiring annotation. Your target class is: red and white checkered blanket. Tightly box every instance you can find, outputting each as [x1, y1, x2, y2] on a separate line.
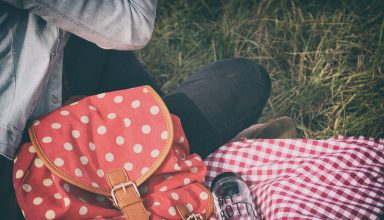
[205, 136, 384, 219]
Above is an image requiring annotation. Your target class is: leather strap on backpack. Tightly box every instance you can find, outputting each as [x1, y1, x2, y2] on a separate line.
[177, 204, 205, 220]
[106, 169, 148, 220]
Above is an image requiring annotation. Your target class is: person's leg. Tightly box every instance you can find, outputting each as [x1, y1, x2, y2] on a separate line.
[63, 35, 163, 100]
[64, 38, 271, 158]
[99, 50, 164, 96]
[163, 58, 271, 158]
[63, 35, 109, 98]
[0, 156, 24, 219]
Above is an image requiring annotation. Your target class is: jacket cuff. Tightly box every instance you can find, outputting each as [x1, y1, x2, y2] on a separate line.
[0, 127, 22, 160]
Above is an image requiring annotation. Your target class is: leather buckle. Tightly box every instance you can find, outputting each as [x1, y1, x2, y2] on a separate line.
[111, 181, 140, 207]
[186, 214, 204, 220]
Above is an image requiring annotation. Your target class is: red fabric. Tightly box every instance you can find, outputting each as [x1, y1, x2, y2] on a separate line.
[205, 136, 384, 219]
[13, 86, 212, 219]
[30, 86, 171, 192]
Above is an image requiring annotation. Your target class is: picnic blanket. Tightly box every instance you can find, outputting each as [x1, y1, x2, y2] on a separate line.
[205, 136, 384, 219]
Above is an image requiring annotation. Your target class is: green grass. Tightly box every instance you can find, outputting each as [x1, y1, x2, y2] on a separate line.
[137, 0, 384, 138]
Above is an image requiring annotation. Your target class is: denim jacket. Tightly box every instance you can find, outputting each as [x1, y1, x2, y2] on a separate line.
[0, 0, 157, 159]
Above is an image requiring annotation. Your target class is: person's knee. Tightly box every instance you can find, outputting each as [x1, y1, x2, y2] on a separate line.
[225, 58, 271, 97]
[232, 58, 270, 85]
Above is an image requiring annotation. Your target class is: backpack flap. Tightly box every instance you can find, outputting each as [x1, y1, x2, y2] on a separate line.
[29, 86, 173, 198]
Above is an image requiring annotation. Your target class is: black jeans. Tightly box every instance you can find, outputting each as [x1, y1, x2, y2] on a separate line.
[64, 36, 271, 157]
[0, 36, 270, 219]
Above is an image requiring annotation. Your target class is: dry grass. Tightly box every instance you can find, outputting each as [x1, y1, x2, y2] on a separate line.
[137, 0, 384, 138]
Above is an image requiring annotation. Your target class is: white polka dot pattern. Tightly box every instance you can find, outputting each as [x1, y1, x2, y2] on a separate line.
[114, 96, 123, 103]
[124, 163, 133, 171]
[28, 145, 36, 153]
[75, 168, 83, 177]
[64, 143, 73, 151]
[88, 105, 97, 111]
[96, 169, 104, 177]
[89, 142, 96, 151]
[43, 179, 53, 186]
[171, 192, 179, 200]
[190, 167, 198, 173]
[42, 137, 52, 143]
[161, 131, 168, 140]
[178, 136, 185, 144]
[97, 126, 107, 135]
[54, 158, 64, 166]
[80, 156, 88, 165]
[200, 192, 209, 200]
[34, 158, 43, 168]
[105, 153, 114, 162]
[51, 123, 61, 129]
[96, 93, 105, 99]
[16, 170, 24, 179]
[80, 116, 89, 124]
[60, 110, 69, 116]
[141, 125, 151, 134]
[71, 130, 80, 139]
[133, 144, 143, 153]
[107, 113, 116, 119]
[116, 136, 125, 145]
[168, 207, 176, 216]
[174, 164, 181, 171]
[31, 87, 173, 191]
[141, 167, 149, 175]
[33, 197, 43, 205]
[64, 198, 70, 207]
[92, 182, 99, 188]
[45, 210, 55, 219]
[22, 184, 32, 192]
[131, 100, 140, 108]
[186, 203, 193, 212]
[12, 86, 212, 219]
[184, 178, 191, 185]
[185, 160, 192, 167]
[151, 149, 160, 158]
[123, 118, 131, 127]
[54, 193, 62, 199]
[150, 106, 160, 115]
[79, 206, 88, 215]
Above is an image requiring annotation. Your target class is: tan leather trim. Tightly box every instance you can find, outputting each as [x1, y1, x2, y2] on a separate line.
[176, 204, 191, 219]
[106, 169, 148, 220]
[196, 183, 214, 219]
[29, 127, 110, 196]
[135, 86, 174, 186]
[29, 85, 174, 196]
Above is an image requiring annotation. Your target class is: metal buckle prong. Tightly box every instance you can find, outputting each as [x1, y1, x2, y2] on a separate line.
[110, 181, 140, 207]
[186, 214, 203, 220]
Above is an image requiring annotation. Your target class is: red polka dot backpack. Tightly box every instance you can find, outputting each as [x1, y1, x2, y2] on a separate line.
[13, 86, 213, 219]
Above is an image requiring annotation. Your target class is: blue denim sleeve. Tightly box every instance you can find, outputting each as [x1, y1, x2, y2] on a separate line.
[4, 0, 157, 50]
[0, 2, 66, 159]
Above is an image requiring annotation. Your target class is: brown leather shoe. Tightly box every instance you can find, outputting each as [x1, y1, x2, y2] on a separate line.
[234, 116, 297, 140]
